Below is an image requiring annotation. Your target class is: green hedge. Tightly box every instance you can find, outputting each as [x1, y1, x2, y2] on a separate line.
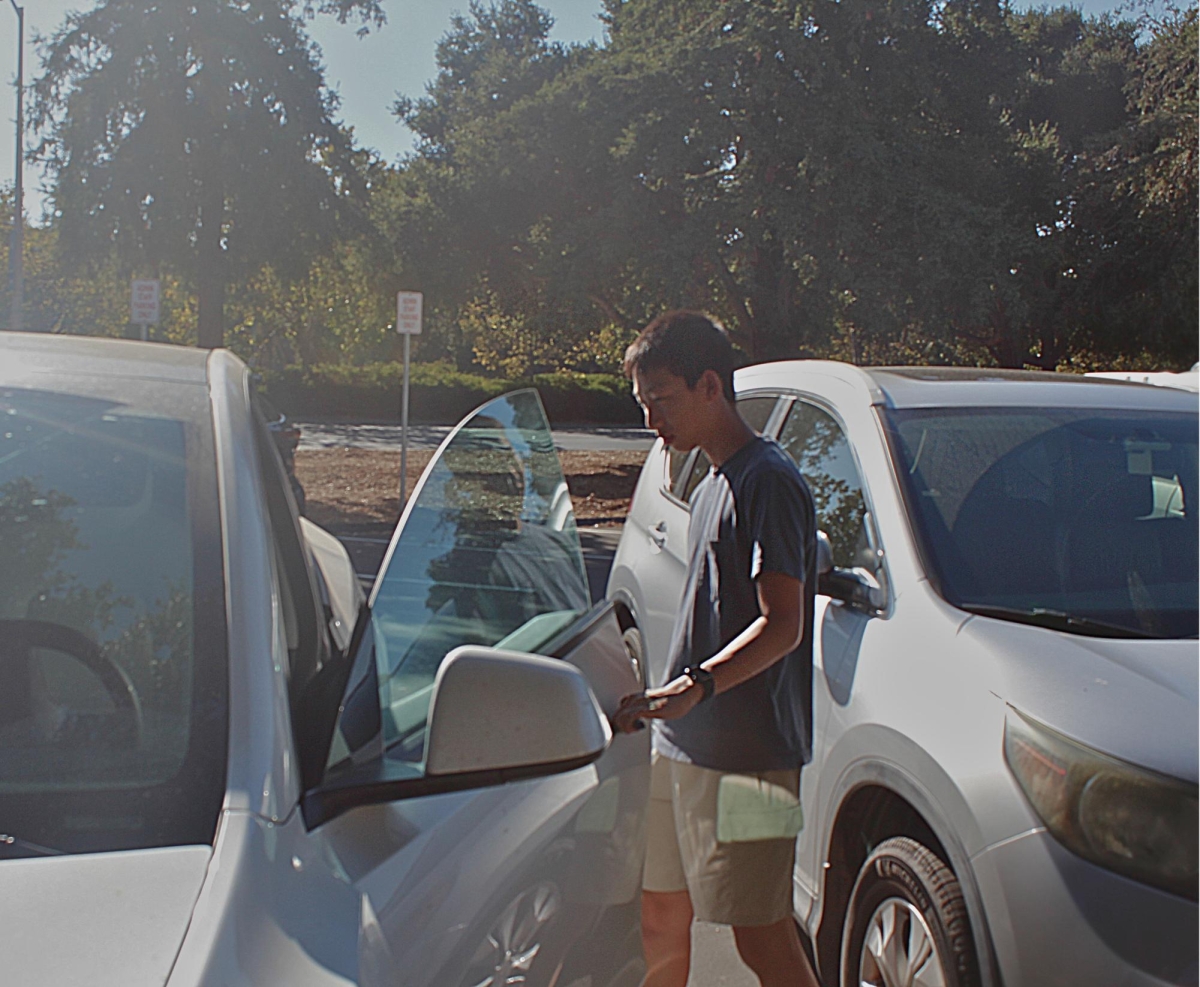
[260, 362, 641, 425]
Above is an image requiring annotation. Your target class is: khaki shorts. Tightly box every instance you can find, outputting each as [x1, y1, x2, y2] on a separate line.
[643, 753, 802, 927]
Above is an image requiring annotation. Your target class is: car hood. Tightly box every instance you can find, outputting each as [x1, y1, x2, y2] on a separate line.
[961, 616, 1198, 783]
[0, 845, 211, 986]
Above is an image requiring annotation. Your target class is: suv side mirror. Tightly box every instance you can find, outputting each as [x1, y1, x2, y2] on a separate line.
[816, 529, 886, 614]
[819, 565, 885, 612]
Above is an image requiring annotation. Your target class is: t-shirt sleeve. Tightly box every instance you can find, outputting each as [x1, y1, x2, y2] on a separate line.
[747, 461, 813, 584]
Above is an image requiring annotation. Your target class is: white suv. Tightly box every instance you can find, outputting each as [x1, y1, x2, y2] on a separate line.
[607, 361, 1198, 987]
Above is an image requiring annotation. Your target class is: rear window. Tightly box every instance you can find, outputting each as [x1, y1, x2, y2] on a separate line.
[0, 382, 227, 857]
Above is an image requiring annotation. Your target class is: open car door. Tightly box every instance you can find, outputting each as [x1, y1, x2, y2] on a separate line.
[306, 390, 650, 987]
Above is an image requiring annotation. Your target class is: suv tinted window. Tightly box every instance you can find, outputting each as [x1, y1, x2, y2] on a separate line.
[777, 401, 872, 570]
[887, 407, 1198, 638]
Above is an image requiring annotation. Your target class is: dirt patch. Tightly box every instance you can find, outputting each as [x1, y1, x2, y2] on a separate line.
[295, 447, 644, 539]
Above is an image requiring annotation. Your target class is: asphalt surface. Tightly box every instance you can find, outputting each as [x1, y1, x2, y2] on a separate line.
[298, 422, 656, 453]
[690, 924, 760, 986]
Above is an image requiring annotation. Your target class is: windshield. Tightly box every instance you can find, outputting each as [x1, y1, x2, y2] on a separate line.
[0, 383, 227, 858]
[886, 406, 1199, 639]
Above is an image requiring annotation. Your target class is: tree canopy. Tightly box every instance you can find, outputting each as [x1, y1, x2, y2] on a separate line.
[29, 0, 383, 346]
[372, 0, 1195, 371]
[6, 0, 1195, 372]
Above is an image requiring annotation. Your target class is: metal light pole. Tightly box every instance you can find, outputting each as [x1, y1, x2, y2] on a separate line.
[7, 0, 23, 333]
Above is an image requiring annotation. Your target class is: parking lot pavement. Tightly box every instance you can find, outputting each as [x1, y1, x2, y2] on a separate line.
[690, 923, 759, 986]
[299, 422, 655, 453]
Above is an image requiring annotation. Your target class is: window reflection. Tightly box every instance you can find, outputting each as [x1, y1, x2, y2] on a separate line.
[776, 402, 870, 570]
[370, 390, 590, 765]
[0, 391, 197, 789]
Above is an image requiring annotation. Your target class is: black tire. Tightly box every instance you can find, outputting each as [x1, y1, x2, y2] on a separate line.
[841, 836, 980, 987]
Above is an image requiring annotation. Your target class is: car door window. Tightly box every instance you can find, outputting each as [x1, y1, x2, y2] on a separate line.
[362, 390, 592, 770]
[670, 395, 779, 504]
[777, 401, 874, 571]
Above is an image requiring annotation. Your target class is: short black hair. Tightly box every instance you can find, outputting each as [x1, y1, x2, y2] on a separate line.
[623, 310, 736, 402]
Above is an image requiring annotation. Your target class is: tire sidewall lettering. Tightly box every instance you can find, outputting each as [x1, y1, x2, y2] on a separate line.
[874, 856, 935, 915]
[841, 838, 981, 987]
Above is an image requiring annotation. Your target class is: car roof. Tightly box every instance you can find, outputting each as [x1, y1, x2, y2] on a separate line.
[0, 331, 211, 386]
[735, 360, 1200, 412]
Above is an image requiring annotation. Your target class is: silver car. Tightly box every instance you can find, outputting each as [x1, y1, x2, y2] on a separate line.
[607, 362, 1198, 987]
[0, 332, 649, 987]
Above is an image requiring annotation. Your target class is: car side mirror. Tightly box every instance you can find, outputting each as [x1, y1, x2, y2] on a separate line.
[819, 565, 886, 613]
[426, 646, 611, 777]
[816, 530, 886, 613]
[302, 644, 611, 829]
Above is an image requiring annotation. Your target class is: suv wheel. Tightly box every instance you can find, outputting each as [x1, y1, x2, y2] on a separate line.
[841, 837, 979, 987]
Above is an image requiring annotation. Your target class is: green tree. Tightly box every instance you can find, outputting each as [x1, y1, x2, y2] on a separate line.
[381, 0, 1070, 363]
[30, 0, 382, 348]
[225, 229, 397, 368]
[1062, 3, 1198, 368]
[376, 0, 1195, 372]
[380, 0, 596, 370]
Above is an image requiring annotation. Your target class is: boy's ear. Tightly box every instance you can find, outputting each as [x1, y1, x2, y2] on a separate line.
[700, 368, 723, 400]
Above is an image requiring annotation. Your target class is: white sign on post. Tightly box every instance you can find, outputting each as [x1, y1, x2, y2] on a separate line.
[396, 291, 423, 334]
[131, 279, 161, 326]
[395, 291, 423, 505]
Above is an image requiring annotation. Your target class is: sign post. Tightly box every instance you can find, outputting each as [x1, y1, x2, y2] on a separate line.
[396, 291, 423, 507]
[130, 278, 160, 340]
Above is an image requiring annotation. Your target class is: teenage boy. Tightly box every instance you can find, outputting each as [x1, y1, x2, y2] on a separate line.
[613, 311, 820, 987]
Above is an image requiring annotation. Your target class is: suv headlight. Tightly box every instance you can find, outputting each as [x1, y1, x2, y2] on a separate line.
[1004, 707, 1198, 900]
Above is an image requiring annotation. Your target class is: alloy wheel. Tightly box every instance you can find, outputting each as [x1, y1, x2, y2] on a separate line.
[857, 896, 948, 987]
[467, 881, 562, 987]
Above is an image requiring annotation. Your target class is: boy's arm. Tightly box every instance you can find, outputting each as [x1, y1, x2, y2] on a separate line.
[611, 571, 804, 732]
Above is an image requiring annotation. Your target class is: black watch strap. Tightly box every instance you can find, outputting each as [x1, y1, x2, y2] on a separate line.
[682, 665, 716, 703]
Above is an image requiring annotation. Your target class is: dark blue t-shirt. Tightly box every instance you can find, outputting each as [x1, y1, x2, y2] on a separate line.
[656, 436, 816, 772]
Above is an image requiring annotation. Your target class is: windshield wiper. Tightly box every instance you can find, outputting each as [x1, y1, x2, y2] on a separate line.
[0, 833, 66, 857]
[956, 603, 1155, 639]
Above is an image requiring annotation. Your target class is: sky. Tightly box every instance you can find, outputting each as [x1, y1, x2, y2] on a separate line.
[0, 0, 608, 220]
[1, 0, 1123, 222]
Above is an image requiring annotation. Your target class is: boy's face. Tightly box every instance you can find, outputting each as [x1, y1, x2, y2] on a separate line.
[632, 365, 719, 452]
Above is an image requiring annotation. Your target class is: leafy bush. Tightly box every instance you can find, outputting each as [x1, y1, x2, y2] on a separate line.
[260, 362, 640, 424]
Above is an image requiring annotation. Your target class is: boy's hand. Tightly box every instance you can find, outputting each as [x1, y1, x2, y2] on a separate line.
[611, 676, 703, 733]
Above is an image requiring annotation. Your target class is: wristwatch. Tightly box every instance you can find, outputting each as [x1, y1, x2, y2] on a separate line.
[681, 665, 716, 703]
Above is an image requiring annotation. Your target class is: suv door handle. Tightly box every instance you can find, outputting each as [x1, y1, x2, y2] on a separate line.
[649, 521, 668, 550]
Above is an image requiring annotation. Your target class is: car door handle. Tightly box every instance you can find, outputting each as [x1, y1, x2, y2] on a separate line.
[649, 521, 668, 550]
